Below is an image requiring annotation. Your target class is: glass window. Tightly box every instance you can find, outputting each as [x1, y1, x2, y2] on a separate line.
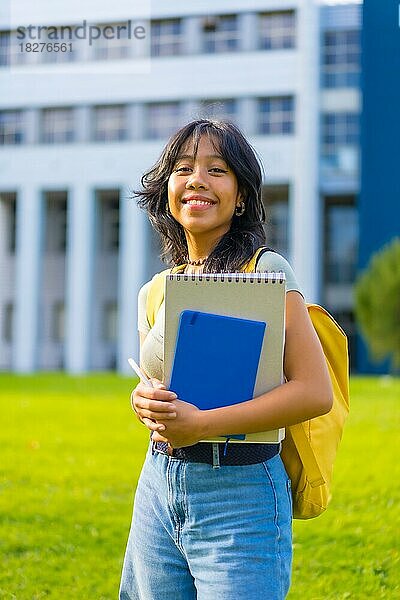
[40, 108, 75, 143]
[146, 102, 182, 139]
[92, 105, 128, 142]
[44, 192, 67, 253]
[258, 96, 295, 135]
[103, 302, 118, 342]
[324, 199, 358, 285]
[0, 111, 24, 145]
[39, 26, 78, 64]
[202, 15, 239, 54]
[151, 19, 182, 57]
[3, 303, 13, 343]
[199, 99, 237, 122]
[92, 22, 132, 60]
[98, 190, 120, 252]
[321, 111, 359, 170]
[259, 11, 296, 50]
[52, 302, 65, 342]
[0, 30, 27, 67]
[262, 185, 289, 257]
[322, 29, 361, 88]
[0, 193, 16, 253]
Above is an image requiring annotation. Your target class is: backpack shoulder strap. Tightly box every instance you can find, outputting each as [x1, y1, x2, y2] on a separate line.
[244, 246, 275, 272]
[146, 264, 186, 329]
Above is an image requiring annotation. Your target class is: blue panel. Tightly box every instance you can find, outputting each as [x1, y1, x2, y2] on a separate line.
[358, 0, 400, 372]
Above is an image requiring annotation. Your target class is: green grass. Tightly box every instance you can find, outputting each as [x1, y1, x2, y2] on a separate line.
[0, 375, 399, 599]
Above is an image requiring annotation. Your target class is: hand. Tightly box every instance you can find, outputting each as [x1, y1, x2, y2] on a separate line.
[152, 398, 205, 448]
[130, 378, 177, 434]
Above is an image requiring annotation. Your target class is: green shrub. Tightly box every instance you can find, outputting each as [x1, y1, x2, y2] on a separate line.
[354, 237, 400, 372]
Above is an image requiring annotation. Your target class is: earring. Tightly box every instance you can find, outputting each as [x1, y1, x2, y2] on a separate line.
[235, 201, 245, 216]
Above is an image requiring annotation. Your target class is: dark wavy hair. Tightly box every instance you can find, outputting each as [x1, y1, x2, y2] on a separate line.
[133, 119, 267, 273]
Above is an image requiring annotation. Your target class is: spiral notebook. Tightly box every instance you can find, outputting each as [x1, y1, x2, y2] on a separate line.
[164, 271, 286, 444]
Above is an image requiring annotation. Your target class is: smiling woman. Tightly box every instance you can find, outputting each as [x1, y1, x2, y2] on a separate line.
[134, 119, 266, 273]
[119, 119, 333, 600]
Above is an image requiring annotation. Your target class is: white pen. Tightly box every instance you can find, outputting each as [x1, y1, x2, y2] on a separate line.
[128, 357, 154, 387]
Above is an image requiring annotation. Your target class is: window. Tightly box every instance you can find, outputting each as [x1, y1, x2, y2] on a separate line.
[262, 185, 289, 257]
[322, 29, 360, 88]
[0, 111, 24, 145]
[3, 303, 13, 343]
[52, 302, 65, 342]
[40, 26, 78, 64]
[259, 11, 296, 50]
[0, 31, 10, 66]
[103, 302, 118, 342]
[92, 22, 132, 60]
[324, 198, 358, 285]
[40, 108, 75, 143]
[0, 193, 17, 253]
[202, 15, 239, 54]
[146, 102, 182, 139]
[44, 192, 67, 253]
[98, 190, 120, 252]
[258, 96, 295, 135]
[92, 105, 128, 142]
[321, 111, 359, 171]
[199, 99, 237, 122]
[151, 19, 182, 57]
[0, 30, 27, 67]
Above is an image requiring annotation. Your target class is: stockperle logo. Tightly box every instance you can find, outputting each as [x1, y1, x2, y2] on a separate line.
[16, 20, 146, 45]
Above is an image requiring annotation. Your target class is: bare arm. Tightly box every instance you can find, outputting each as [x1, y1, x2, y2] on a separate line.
[195, 291, 333, 440]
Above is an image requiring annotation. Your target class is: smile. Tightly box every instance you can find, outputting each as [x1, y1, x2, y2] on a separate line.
[184, 200, 215, 206]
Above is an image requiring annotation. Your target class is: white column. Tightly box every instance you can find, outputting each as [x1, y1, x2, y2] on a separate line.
[128, 103, 145, 140]
[238, 98, 257, 136]
[13, 187, 43, 372]
[117, 188, 148, 374]
[184, 17, 202, 55]
[291, 0, 320, 303]
[24, 109, 40, 144]
[75, 106, 91, 143]
[239, 13, 258, 52]
[65, 185, 95, 372]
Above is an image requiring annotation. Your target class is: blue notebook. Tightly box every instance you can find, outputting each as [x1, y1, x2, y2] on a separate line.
[169, 310, 266, 428]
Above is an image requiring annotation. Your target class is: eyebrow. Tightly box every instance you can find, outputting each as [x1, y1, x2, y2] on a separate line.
[176, 153, 227, 161]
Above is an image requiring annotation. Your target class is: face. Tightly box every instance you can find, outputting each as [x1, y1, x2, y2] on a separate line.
[167, 136, 241, 244]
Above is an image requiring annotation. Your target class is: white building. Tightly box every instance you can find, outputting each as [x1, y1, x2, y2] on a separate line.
[0, 0, 361, 373]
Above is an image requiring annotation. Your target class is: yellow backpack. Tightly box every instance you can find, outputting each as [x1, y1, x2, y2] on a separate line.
[145, 248, 350, 519]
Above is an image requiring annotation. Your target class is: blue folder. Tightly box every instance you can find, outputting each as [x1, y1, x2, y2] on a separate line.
[170, 310, 266, 419]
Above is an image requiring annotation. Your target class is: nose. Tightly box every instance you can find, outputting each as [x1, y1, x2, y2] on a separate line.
[185, 167, 208, 190]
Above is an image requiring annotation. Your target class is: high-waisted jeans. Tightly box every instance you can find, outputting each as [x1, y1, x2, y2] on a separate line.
[119, 443, 293, 600]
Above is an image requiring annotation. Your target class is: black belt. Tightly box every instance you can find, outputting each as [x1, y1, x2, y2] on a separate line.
[152, 440, 280, 466]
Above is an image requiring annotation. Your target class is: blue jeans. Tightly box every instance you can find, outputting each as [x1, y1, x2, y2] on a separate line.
[119, 443, 293, 599]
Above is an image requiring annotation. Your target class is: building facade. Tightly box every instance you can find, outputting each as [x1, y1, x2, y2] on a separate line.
[0, 0, 361, 374]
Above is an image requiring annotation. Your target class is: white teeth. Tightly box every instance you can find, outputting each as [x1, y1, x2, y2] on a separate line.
[186, 200, 213, 206]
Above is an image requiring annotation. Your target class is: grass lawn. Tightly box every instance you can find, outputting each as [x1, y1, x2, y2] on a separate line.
[0, 374, 399, 599]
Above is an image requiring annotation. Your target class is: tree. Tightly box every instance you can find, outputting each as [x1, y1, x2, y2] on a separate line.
[354, 237, 400, 372]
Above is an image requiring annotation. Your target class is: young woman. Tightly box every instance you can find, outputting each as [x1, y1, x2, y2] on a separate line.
[119, 119, 332, 600]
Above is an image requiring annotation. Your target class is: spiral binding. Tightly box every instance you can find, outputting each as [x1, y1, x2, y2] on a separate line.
[169, 270, 285, 284]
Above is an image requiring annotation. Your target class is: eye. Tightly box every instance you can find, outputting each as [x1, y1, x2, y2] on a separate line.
[174, 166, 192, 173]
[209, 167, 228, 174]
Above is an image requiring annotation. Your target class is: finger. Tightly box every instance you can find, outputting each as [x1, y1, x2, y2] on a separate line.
[152, 431, 169, 443]
[138, 408, 177, 421]
[135, 399, 177, 413]
[142, 418, 166, 433]
[135, 385, 177, 402]
[150, 378, 166, 390]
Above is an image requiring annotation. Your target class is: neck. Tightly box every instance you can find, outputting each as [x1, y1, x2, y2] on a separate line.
[185, 230, 222, 264]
